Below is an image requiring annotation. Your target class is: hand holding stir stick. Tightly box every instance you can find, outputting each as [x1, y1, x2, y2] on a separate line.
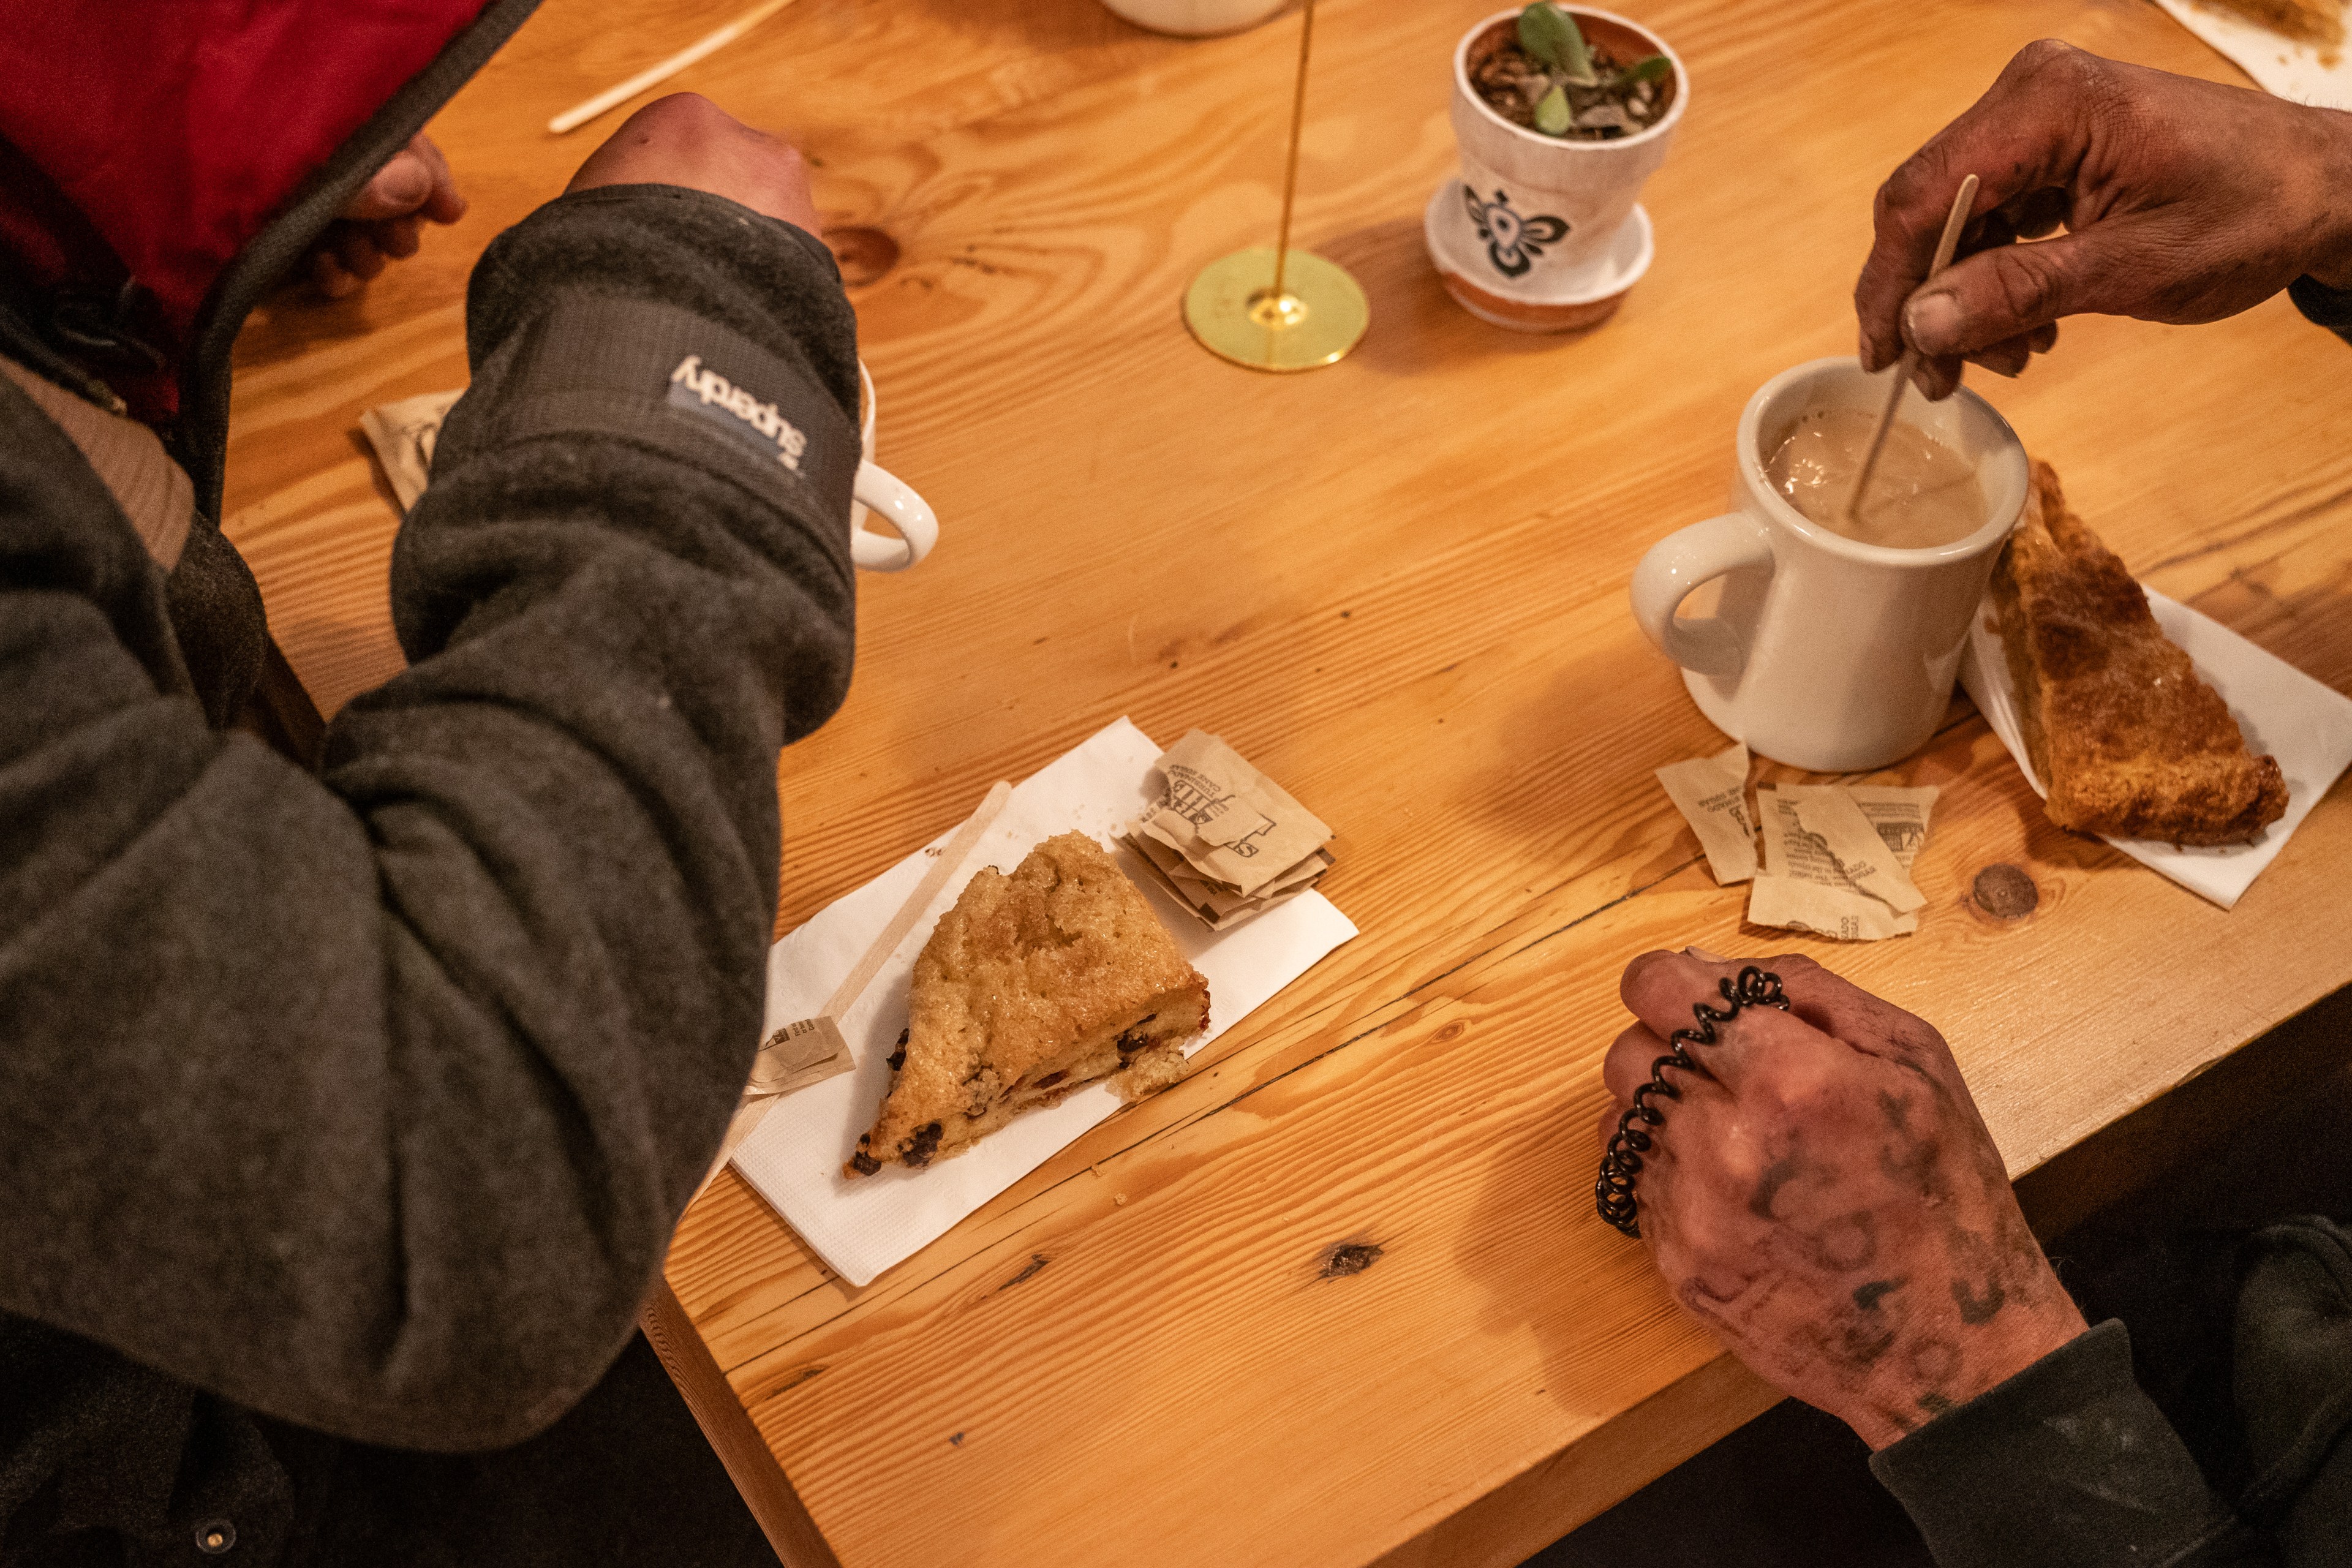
[1845, 174, 1979, 525]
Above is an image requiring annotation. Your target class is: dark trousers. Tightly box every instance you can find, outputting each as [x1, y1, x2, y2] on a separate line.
[276, 1333, 778, 1568]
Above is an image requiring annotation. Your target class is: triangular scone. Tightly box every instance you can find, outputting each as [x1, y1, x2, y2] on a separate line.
[846, 832, 1210, 1177]
[1991, 461, 2287, 846]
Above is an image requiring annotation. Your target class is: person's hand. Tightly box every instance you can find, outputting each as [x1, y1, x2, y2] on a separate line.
[565, 92, 820, 236]
[1855, 40, 2352, 400]
[1600, 950, 2087, 1449]
[310, 133, 467, 300]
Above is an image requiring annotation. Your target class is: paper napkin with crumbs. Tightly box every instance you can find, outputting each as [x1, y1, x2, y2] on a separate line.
[2152, 0, 2352, 110]
[730, 718, 1358, 1287]
[1961, 586, 2352, 908]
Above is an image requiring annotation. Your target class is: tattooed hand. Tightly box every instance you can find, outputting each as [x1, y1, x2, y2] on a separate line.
[1600, 950, 2086, 1449]
[1854, 40, 2352, 400]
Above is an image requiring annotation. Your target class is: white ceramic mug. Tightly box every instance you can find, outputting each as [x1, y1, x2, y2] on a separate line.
[1629, 357, 2030, 772]
[1098, 0, 1287, 34]
[852, 363, 938, 572]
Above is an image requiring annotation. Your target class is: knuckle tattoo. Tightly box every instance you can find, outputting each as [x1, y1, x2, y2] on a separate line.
[1812, 1210, 1878, 1272]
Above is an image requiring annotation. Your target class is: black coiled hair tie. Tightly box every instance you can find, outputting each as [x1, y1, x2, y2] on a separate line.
[1596, 965, 1790, 1238]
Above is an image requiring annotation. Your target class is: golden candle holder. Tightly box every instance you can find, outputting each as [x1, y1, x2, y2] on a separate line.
[1182, 0, 1368, 372]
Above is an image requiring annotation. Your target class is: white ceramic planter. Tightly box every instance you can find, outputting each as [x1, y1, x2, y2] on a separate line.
[1099, 0, 1289, 36]
[1427, 6, 1686, 331]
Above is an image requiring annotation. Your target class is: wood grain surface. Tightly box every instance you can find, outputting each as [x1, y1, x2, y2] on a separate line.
[220, 1, 2352, 1565]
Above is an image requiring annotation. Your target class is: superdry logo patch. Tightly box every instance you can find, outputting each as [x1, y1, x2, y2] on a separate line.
[666, 354, 809, 472]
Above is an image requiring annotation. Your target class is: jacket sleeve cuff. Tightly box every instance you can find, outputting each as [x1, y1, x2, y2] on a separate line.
[436, 288, 859, 551]
[413, 184, 861, 739]
[2288, 275, 2352, 345]
[1868, 1320, 2250, 1568]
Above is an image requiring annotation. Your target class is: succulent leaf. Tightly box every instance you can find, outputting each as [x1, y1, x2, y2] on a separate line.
[1533, 81, 1572, 135]
[1554, 9, 1597, 85]
[1517, 2, 1569, 66]
[1517, 2, 1591, 83]
[1622, 53, 1672, 85]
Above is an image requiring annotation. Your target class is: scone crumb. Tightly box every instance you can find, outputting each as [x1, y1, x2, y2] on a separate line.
[1111, 1041, 1191, 1102]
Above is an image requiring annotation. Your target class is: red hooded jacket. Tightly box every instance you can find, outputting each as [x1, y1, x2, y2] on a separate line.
[0, 0, 536, 510]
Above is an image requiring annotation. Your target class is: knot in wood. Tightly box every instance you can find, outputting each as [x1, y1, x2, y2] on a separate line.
[1320, 1242, 1384, 1279]
[996, 1253, 1049, 1292]
[823, 227, 900, 288]
[1971, 863, 2038, 919]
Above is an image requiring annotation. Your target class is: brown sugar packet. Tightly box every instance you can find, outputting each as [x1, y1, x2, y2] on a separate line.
[1748, 783, 1938, 941]
[358, 389, 462, 510]
[745, 1016, 855, 1097]
[1123, 731, 1334, 927]
[1125, 831, 1253, 930]
[1127, 837, 1334, 931]
[1757, 784, 1936, 880]
[1794, 792, 1926, 914]
[1655, 742, 1757, 884]
[1748, 873, 1914, 941]
[1138, 730, 1332, 899]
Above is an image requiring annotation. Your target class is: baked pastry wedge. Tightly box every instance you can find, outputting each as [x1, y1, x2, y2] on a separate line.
[1991, 461, 2288, 846]
[847, 832, 1210, 1177]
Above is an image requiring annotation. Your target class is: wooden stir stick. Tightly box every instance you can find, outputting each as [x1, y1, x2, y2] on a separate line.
[1845, 173, 1979, 526]
[548, 0, 797, 135]
[696, 778, 1013, 1196]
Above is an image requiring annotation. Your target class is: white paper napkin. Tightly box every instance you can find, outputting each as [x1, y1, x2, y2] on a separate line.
[1959, 587, 2352, 908]
[2152, 0, 2352, 109]
[731, 718, 1359, 1287]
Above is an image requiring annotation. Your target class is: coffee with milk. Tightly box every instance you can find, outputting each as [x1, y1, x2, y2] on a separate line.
[1763, 407, 1985, 550]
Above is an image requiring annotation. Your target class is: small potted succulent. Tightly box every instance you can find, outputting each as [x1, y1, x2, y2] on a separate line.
[1423, 4, 1687, 332]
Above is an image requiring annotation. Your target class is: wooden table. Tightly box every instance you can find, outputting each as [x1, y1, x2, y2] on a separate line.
[222, 1, 2352, 1564]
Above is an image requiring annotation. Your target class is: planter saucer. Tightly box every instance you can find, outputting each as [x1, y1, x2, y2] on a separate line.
[1423, 181, 1654, 333]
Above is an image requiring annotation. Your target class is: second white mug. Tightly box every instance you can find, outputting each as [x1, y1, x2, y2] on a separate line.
[1628, 356, 2030, 772]
[852, 364, 938, 573]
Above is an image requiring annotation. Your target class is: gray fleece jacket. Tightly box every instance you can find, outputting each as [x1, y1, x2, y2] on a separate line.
[0, 184, 856, 1564]
[1873, 1219, 2352, 1566]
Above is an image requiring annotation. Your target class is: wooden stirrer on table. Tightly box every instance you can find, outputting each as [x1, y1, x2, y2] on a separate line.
[1846, 173, 1980, 526]
[696, 778, 1013, 1195]
[548, 0, 797, 135]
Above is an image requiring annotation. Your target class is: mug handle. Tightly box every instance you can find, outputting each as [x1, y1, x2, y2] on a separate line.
[850, 460, 938, 572]
[1629, 514, 1774, 679]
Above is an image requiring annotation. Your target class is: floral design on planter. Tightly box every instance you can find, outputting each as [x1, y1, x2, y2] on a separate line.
[1462, 186, 1570, 279]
